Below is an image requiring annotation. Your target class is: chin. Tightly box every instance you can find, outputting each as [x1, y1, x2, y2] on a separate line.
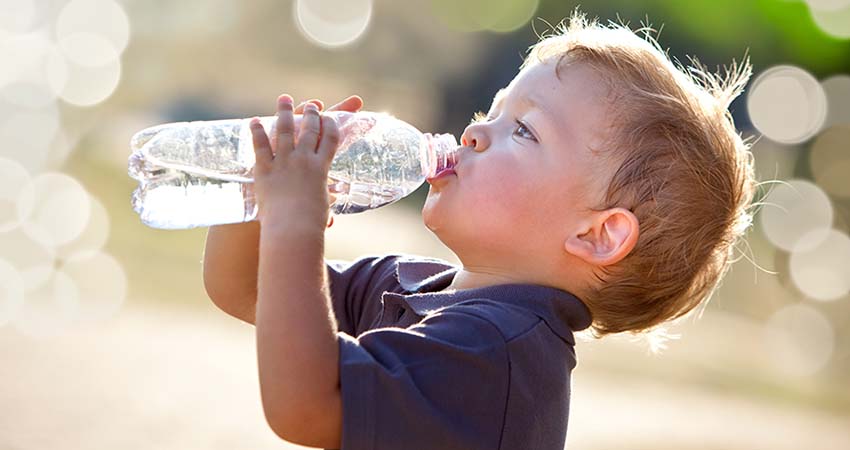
[422, 186, 443, 221]
[421, 199, 443, 233]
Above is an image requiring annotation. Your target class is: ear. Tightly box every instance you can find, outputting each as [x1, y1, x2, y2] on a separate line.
[564, 208, 639, 267]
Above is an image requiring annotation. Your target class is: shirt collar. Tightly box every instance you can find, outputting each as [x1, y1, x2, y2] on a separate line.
[391, 256, 593, 343]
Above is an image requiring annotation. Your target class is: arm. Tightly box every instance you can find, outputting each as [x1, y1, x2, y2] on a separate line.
[250, 94, 344, 448]
[203, 221, 261, 324]
[257, 222, 342, 448]
[201, 96, 363, 325]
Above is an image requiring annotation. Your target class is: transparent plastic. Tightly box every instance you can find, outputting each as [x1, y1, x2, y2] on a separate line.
[127, 111, 458, 229]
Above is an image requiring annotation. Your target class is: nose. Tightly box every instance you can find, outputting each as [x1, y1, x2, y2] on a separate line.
[460, 122, 489, 152]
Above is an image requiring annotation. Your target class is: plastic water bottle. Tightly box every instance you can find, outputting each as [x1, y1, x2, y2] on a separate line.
[127, 111, 458, 229]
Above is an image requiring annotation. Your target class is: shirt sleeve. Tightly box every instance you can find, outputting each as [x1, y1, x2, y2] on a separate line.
[325, 255, 402, 336]
[335, 305, 509, 450]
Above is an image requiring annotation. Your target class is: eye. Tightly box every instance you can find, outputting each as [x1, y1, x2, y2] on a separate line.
[514, 120, 537, 142]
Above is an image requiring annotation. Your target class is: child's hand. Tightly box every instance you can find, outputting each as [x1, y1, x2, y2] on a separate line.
[288, 96, 363, 229]
[249, 94, 341, 233]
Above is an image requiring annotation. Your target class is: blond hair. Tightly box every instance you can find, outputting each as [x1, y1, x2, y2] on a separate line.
[522, 9, 757, 351]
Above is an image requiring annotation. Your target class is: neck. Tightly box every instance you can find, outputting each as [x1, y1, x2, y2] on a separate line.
[442, 266, 529, 292]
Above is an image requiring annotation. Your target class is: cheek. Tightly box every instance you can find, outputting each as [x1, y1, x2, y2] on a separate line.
[462, 165, 539, 226]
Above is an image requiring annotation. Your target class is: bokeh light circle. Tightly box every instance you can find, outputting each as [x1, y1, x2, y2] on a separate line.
[809, 126, 850, 198]
[0, 228, 56, 291]
[0, 33, 63, 109]
[0, 0, 37, 34]
[789, 228, 850, 301]
[0, 259, 25, 327]
[0, 157, 31, 232]
[750, 139, 799, 182]
[762, 303, 835, 377]
[57, 32, 121, 68]
[0, 105, 62, 172]
[804, 0, 850, 11]
[59, 250, 127, 325]
[55, 0, 130, 54]
[759, 179, 833, 251]
[747, 65, 827, 144]
[821, 75, 850, 128]
[12, 269, 79, 338]
[294, 0, 372, 48]
[45, 47, 121, 107]
[473, 0, 540, 33]
[431, 0, 538, 32]
[55, 194, 111, 260]
[810, 3, 850, 39]
[16, 172, 92, 248]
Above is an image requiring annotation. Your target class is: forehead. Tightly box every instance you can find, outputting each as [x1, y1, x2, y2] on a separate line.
[492, 61, 614, 143]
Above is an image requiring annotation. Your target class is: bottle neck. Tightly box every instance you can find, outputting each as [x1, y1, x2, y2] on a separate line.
[422, 132, 459, 178]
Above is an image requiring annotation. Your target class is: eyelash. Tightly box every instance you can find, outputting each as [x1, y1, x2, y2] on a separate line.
[471, 111, 537, 142]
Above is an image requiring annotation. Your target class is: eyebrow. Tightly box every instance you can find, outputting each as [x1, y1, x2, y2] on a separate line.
[490, 88, 558, 132]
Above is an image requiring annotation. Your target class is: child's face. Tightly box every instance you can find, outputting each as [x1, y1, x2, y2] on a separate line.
[422, 60, 616, 272]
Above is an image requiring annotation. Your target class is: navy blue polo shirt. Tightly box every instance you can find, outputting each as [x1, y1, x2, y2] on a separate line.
[325, 254, 592, 450]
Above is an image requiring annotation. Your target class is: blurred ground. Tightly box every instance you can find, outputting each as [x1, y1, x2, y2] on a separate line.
[2, 300, 849, 450]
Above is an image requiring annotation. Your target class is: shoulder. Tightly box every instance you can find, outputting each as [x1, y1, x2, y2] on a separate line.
[433, 298, 543, 344]
[327, 253, 452, 278]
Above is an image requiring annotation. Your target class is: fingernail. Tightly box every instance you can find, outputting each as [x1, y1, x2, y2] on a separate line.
[278, 95, 293, 106]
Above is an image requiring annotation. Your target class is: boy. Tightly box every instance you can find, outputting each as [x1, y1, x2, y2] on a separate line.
[203, 10, 755, 450]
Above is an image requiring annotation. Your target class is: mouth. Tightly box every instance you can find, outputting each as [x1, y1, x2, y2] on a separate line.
[425, 147, 460, 185]
[426, 166, 456, 184]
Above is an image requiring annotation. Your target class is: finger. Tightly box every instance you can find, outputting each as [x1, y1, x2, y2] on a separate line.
[249, 117, 273, 171]
[297, 103, 322, 153]
[275, 94, 296, 157]
[294, 99, 324, 114]
[316, 115, 341, 163]
[326, 95, 363, 113]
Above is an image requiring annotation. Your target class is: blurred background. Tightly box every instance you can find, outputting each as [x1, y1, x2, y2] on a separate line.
[1, 0, 849, 449]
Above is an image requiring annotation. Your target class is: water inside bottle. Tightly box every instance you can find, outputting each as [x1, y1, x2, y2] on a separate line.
[129, 111, 454, 228]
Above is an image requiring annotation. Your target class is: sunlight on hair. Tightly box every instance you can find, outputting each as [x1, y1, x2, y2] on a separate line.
[809, 126, 850, 198]
[762, 303, 835, 377]
[0, 259, 25, 327]
[294, 0, 372, 48]
[17, 172, 92, 248]
[790, 228, 850, 301]
[808, 2, 850, 39]
[759, 179, 833, 252]
[821, 75, 850, 128]
[0, 157, 31, 232]
[747, 65, 827, 144]
[58, 250, 127, 326]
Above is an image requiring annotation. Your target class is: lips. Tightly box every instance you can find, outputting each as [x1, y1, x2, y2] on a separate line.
[426, 167, 456, 184]
[426, 147, 460, 184]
